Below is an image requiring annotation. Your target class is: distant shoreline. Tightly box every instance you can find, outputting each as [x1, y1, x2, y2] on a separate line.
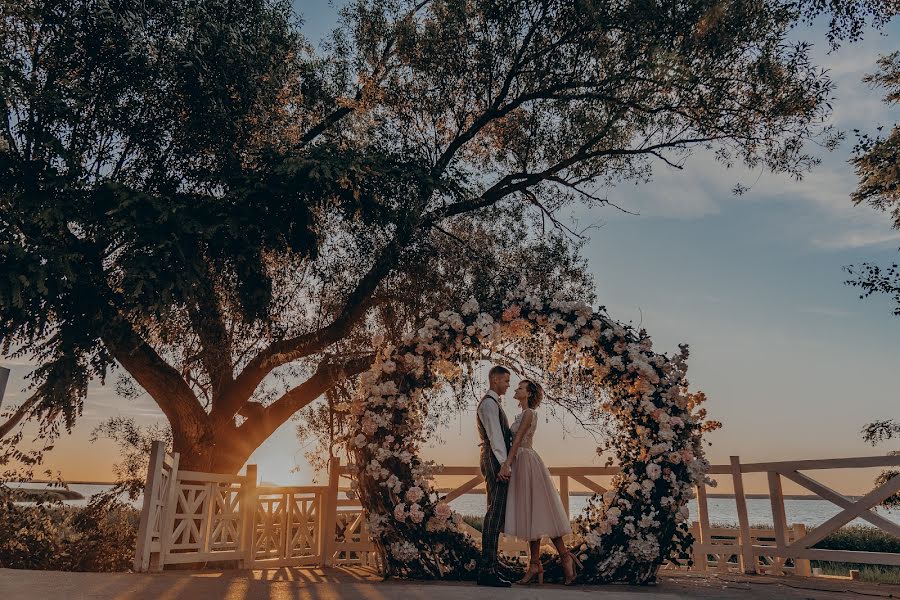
[9, 487, 85, 501]
[7, 481, 864, 501]
[419, 488, 863, 501]
[7, 480, 118, 486]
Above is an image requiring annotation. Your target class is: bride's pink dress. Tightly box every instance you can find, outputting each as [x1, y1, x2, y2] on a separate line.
[504, 408, 572, 540]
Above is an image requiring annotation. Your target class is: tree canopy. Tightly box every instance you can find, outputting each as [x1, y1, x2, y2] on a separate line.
[2, 0, 897, 472]
[845, 51, 900, 316]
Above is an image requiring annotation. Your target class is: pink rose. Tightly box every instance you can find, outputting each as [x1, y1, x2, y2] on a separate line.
[502, 305, 521, 321]
[405, 486, 424, 504]
[393, 503, 407, 522]
[409, 503, 425, 524]
[434, 502, 452, 520]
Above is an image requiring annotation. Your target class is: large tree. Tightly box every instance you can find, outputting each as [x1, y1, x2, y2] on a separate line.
[2, 0, 896, 473]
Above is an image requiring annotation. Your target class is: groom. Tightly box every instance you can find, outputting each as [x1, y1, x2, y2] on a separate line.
[475, 365, 513, 587]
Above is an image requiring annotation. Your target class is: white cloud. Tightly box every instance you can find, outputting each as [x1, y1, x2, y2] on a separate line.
[797, 305, 852, 318]
[0, 358, 35, 368]
[812, 229, 900, 250]
[598, 31, 900, 249]
[604, 168, 724, 220]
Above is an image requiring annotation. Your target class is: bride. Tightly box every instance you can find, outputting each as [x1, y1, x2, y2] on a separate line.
[498, 379, 582, 585]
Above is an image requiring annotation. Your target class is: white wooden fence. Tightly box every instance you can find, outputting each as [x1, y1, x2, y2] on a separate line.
[700, 455, 900, 573]
[134, 443, 900, 575]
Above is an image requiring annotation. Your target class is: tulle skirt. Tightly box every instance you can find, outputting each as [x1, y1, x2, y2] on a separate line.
[504, 447, 572, 540]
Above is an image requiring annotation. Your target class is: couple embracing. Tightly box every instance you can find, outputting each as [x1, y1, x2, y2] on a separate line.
[475, 365, 582, 587]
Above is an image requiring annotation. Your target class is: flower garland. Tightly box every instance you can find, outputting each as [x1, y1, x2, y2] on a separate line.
[343, 287, 717, 583]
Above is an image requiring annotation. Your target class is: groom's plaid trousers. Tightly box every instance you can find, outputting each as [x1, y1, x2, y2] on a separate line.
[476, 394, 512, 573]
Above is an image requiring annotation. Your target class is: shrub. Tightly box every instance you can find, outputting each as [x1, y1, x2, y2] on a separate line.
[0, 486, 138, 572]
[0, 492, 63, 569]
[813, 524, 900, 554]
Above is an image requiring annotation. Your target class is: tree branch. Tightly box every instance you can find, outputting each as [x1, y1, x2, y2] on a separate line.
[298, 1, 432, 146]
[236, 354, 374, 453]
[217, 217, 416, 422]
[0, 393, 38, 440]
[101, 320, 208, 440]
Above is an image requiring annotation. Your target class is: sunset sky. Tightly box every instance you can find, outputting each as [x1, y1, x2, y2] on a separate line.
[2, 4, 899, 495]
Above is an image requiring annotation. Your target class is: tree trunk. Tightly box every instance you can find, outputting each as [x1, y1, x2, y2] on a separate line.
[170, 422, 262, 474]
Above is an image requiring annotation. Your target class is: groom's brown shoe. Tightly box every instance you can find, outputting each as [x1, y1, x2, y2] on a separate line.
[477, 570, 512, 587]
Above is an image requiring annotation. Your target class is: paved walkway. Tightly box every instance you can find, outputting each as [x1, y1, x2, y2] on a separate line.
[1, 567, 899, 599]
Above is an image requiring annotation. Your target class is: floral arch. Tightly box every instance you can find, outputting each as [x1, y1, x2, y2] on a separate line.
[343, 287, 716, 584]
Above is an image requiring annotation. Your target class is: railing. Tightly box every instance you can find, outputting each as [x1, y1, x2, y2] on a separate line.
[135, 445, 900, 574]
[251, 484, 325, 567]
[339, 457, 900, 572]
[134, 444, 332, 571]
[703, 456, 900, 572]
[688, 522, 812, 575]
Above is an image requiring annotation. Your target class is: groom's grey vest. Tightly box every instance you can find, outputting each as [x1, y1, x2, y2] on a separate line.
[476, 394, 513, 464]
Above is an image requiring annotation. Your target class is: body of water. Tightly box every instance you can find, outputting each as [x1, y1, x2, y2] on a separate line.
[6, 482, 136, 508]
[10, 483, 900, 530]
[446, 494, 900, 529]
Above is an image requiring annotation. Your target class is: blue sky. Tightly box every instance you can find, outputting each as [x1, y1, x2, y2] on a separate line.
[3, 3, 898, 493]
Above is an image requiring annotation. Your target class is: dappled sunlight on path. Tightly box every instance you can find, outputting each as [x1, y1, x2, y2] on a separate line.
[1, 567, 899, 599]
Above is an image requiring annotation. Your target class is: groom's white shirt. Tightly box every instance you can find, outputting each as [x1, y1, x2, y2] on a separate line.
[478, 389, 508, 465]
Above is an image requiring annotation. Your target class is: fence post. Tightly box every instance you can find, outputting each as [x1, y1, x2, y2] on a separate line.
[0, 366, 9, 408]
[731, 456, 756, 574]
[153, 450, 180, 571]
[792, 524, 812, 576]
[767, 471, 789, 575]
[133, 440, 165, 572]
[694, 482, 711, 571]
[240, 464, 258, 569]
[559, 474, 570, 518]
[322, 456, 341, 568]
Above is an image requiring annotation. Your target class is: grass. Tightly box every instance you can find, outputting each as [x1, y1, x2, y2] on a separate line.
[813, 562, 900, 584]
[462, 515, 484, 531]
[813, 524, 900, 554]
[808, 525, 900, 583]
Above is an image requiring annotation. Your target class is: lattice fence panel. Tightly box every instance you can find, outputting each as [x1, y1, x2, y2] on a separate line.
[209, 483, 243, 551]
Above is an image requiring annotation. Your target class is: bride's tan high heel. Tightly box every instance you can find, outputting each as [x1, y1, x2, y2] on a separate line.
[562, 551, 583, 586]
[517, 560, 544, 585]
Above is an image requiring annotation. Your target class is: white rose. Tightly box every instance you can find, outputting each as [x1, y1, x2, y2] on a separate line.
[461, 298, 480, 315]
[405, 486, 425, 504]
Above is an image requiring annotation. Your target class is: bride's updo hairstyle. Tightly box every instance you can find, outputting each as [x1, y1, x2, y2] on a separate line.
[522, 379, 543, 409]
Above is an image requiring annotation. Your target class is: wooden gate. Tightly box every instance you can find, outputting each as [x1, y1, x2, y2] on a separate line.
[134, 442, 331, 571]
[251, 485, 325, 567]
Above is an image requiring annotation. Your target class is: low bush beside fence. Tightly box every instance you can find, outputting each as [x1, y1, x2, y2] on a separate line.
[0, 487, 138, 572]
